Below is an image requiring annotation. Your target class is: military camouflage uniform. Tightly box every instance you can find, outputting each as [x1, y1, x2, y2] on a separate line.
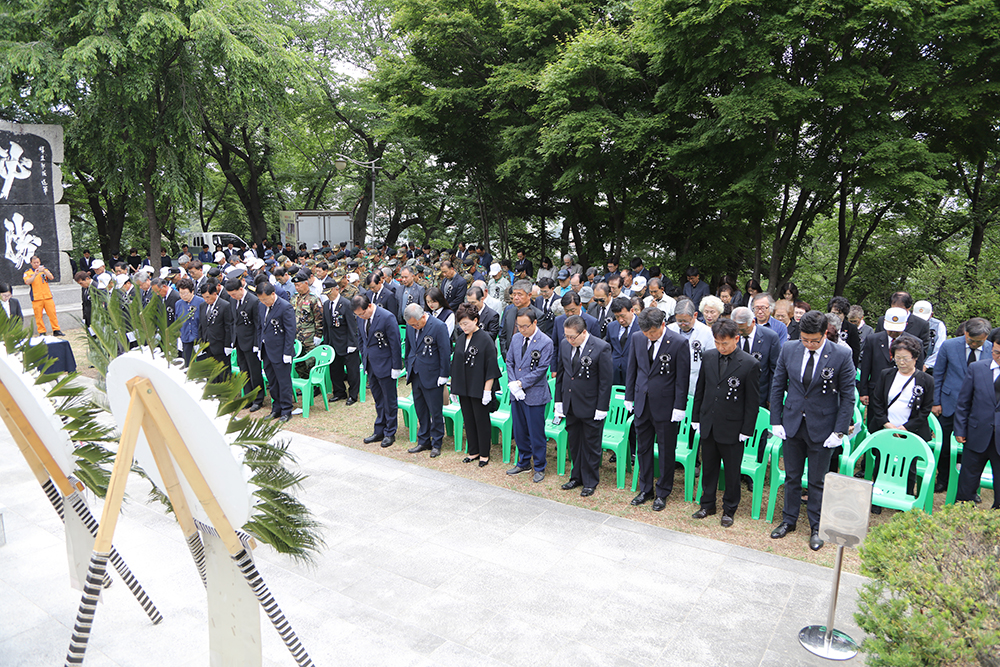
[293, 290, 323, 377]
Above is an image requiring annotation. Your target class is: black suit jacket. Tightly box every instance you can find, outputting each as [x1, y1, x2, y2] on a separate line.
[322, 295, 359, 355]
[478, 305, 500, 341]
[693, 349, 760, 443]
[2, 298, 23, 321]
[534, 294, 559, 336]
[441, 274, 467, 312]
[230, 292, 260, 351]
[551, 312, 602, 373]
[858, 331, 925, 398]
[499, 303, 543, 361]
[839, 319, 862, 367]
[868, 368, 933, 441]
[451, 328, 502, 398]
[624, 328, 690, 419]
[371, 286, 398, 319]
[257, 297, 297, 363]
[163, 289, 181, 325]
[198, 300, 234, 355]
[555, 334, 613, 417]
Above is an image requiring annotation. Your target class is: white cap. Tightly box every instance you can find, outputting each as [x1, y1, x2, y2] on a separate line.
[91, 259, 105, 269]
[114, 274, 129, 288]
[347, 272, 359, 284]
[96, 273, 112, 289]
[249, 257, 265, 270]
[490, 263, 502, 275]
[884, 307, 908, 332]
[159, 267, 172, 280]
[244, 250, 255, 261]
[913, 300, 933, 321]
[632, 275, 647, 291]
[214, 251, 226, 263]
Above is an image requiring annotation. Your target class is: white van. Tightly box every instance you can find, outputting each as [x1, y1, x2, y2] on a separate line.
[188, 231, 249, 252]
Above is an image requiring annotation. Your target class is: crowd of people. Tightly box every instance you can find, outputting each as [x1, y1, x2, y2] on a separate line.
[20, 237, 995, 552]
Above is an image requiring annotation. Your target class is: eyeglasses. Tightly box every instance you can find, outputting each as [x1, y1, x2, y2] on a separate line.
[753, 305, 770, 312]
[594, 298, 606, 304]
[516, 323, 533, 330]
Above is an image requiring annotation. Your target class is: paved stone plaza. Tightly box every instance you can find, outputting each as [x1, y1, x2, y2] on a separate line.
[0, 429, 868, 666]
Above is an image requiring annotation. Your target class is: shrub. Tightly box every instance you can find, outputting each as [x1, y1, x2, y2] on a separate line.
[855, 503, 1000, 667]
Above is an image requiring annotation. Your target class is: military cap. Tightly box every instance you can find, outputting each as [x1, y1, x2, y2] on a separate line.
[291, 272, 309, 283]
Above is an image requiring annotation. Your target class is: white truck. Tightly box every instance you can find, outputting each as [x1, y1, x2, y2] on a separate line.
[188, 231, 250, 252]
[279, 211, 353, 249]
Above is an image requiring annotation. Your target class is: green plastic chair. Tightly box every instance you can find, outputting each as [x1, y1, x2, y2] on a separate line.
[290, 345, 335, 418]
[842, 430, 935, 513]
[230, 348, 240, 376]
[601, 391, 633, 489]
[443, 394, 464, 452]
[943, 435, 993, 505]
[546, 376, 570, 475]
[695, 407, 775, 520]
[358, 360, 367, 402]
[492, 383, 515, 463]
[398, 325, 407, 379]
[396, 387, 418, 443]
[632, 393, 700, 502]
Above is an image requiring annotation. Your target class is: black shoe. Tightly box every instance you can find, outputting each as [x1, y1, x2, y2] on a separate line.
[345, 398, 358, 406]
[330, 395, 346, 403]
[506, 465, 530, 475]
[870, 505, 882, 515]
[430, 448, 441, 458]
[975, 493, 982, 504]
[608, 453, 617, 463]
[408, 444, 432, 454]
[277, 415, 291, 423]
[532, 471, 545, 483]
[462, 457, 477, 464]
[652, 497, 667, 512]
[691, 507, 716, 519]
[363, 433, 384, 444]
[581, 487, 595, 497]
[380, 436, 395, 448]
[263, 413, 280, 421]
[247, 403, 263, 413]
[561, 480, 582, 491]
[771, 522, 796, 539]
[53, 330, 65, 337]
[810, 529, 824, 551]
[934, 482, 947, 494]
[478, 459, 489, 468]
[630, 491, 654, 506]
[721, 514, 734, 528]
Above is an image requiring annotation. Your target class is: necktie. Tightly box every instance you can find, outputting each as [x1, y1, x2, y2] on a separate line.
[619, 326, 628, 349]
[802, 351, 815, 390]
[648, 341, 655, 366]
[968, 348, 976, 365]
[994, 369, 1000, 405]
[521, 337, 529, 359]
[721, 353, 730, 374]
[743, 337, 750, 354]
[572, 346, 582, 375]
[365, 318, 371, 338]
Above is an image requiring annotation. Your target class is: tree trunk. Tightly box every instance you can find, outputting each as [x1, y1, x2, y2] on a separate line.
[834, 171, 850, 296]
[966, 159, 986, 269]
[142, 152, 162, 271]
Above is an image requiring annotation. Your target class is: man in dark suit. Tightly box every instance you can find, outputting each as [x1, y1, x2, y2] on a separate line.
[354, 294, 403, 447]
[953, 342, 1000, 509]
[625, 307, 690, 510]
[858, 307, 925, 406]
[466, 286, 499, 341]
[499, 280, 542, 362]
[256, 282, 296, 422]
[79, 250, 94, 276]
[770, 310, 856, 551]
[534, 278, 559, 337]
[439, 260, 467, 312]
[397, 266, 425, 324]
[73, 272, 93, 329]
[606, 297, 637, 386]
[555, 315, 613, 496]
[732, 306, 781, 407]
[587, 283, 614, 338]
[0, 282, 23, 322]
[932, 318, 992, 493]
[323, 277, 361, 405]
[505, 308, 554, 482]
[692, 319, 760, 526]
[366, 271, 398, 317]
[551, 291, 601, 374]
[197, 280, 234, 375]
[149, 277, 181, 325]
[403, 304, 453, 458]
[828, 296, 862, 366]
[874, 291, 930, 354]
[226, 278, 264, 412]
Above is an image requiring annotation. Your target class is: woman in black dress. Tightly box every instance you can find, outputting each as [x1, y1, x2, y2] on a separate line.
[451, 303, 502, 466]
[425, 286, 455, 336]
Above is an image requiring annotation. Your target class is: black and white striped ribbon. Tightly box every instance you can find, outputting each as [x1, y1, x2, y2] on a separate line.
[185, 531, 208, 589]
[42, 480, 163, 624]
[64, 551, 110, 666]
[232, 548, 313, 667]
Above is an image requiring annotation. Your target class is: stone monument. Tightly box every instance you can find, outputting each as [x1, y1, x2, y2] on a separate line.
[0, 122, 72, 285]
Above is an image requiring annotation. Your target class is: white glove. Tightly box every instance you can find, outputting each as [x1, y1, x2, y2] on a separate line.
[594, 410, 607, 421]
[512, 386, 526, 401]
[437, 376, 448, 386]
[126, 332, 136, 343]
[772, 425, 787, 440]
[224, 347, 233, 355]
[624, 400, 634, 413]
[313, 337, 322, 347]
[347, 346, 357, 354]
[282, 355, 292, 364]
[671, 409, 684, 423]
[739, 434, 751, 443]
[252, 346, 258, 353]
[482, 390, 491, 405]
[692, 422, 700, 434]
[177, 338, 184, 352]
[823, 432, 844, 449]
[554, 402, 564, 419]
[391, 369, 403, 379]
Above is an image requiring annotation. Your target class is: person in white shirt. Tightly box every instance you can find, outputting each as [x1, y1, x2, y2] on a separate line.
[668, 298, 716, 395]
[643, 278, 676, 317]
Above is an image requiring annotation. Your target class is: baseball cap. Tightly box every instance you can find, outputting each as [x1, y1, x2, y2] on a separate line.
[579, 286, 594, 304]
[913, 300, 933, 321]
[490, 263, 501, 275]
[557, 269, 570, 280]
[91, 259, 105, 269]
[884, 307, 908, 332]
[632, 276, 647, 292]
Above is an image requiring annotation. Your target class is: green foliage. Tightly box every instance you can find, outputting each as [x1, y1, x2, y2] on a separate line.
[856, 503, 1000, 667]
